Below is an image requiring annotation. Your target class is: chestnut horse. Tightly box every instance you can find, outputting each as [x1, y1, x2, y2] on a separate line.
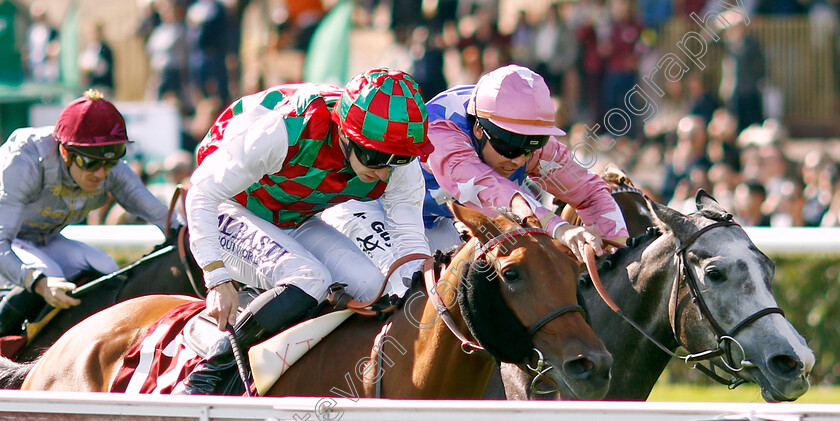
[496, 190, 815, 402]
[4, 204, 613, 399]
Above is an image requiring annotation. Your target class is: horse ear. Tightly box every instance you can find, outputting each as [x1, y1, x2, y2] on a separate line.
[647, 198, 702, 245]
[647, 198, 686, 232]
[695, 189, 733, 221]
[448, 201, 501, 240]
[510, 194, 541, 229]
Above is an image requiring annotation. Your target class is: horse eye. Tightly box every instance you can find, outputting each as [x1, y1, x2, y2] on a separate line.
[502, 267, 521, 282]
[706, 267, 725, 283]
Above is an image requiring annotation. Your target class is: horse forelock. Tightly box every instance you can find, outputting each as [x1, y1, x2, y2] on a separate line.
[457, 259, 533, 363]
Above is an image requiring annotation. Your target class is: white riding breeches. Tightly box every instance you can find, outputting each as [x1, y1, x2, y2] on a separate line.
[215, 201, 387, 302]
[0, 236, 119, 289]
[321, 200, 465, 296]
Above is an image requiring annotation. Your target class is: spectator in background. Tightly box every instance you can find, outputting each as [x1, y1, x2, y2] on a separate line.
[136, 0, 161, 43]
[686, 72, 720, 125]
[707, 162, 738, 210]
[509, 9, 535, 68]
[146, 0, 189, 103]
[408, 26, 448, 101]
[599, 0, 643, 136]
[706, 108, 741, 171]
[533, 3, 578, 99]
[766, 178, 806, 227]
[575, 0, 606, 122]
[390, 0, 423, 42]
[733, 180, 771, 226]
[79, 23, 114, 96]
[637, 0, 672, 29]
[801, 150, 835, 226]
[187, 0, 229, 104]
[719, 18, 766, 132]
[661, 115, 712, 202]
[24, 1, 59, 83]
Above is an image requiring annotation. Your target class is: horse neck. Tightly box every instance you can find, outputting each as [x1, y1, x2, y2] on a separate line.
[614, 191, 655, 238]
[389, 237, 495, 398]
[588, 234, 682, 399]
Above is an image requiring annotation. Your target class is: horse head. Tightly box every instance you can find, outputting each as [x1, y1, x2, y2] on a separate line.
[448, 203, 612, 400]
[648, 189, 815, 402]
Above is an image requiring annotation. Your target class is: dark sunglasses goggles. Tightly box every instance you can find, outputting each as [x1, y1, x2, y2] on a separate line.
[480, 128, 537, 159]
[64, 144, 126, 171]
[350, 141, 415, 169]
[478, 123, 548, 159]
[72, 153, 121, 171]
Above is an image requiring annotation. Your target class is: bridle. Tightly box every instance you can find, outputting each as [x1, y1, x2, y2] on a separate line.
[672, 220, 784, 387]
[426, 226, 586, 393]
[586, 220, 785, 389]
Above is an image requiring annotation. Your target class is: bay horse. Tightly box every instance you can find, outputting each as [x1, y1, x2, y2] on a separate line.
[496, 190, 815, 402]
[10, 227, 204, 362]
[3, 204, 614, 399]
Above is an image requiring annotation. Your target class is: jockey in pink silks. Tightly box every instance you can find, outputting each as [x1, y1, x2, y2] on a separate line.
[322, 65, 629, 283]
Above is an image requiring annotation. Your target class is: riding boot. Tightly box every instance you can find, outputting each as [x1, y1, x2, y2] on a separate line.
[0, 287, 46, 337]
[180, 284, 318, 395]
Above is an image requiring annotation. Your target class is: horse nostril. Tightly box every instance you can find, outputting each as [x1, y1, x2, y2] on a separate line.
[769, 354, 802, 377]
[564, 356, 595, 379]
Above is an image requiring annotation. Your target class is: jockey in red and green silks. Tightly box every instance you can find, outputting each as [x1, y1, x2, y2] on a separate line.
[179, 69, 432, 395]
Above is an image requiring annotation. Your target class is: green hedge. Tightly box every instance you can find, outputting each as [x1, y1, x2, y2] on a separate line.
[773, 255, 840, 385]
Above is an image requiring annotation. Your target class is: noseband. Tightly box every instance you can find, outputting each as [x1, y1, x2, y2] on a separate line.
[673, 220, 785, 387]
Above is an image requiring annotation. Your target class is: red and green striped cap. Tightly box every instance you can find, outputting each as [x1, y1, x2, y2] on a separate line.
[333, 68, 433, 159]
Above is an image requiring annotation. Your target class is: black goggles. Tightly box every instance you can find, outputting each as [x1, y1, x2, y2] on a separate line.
[72, 153, 121, 171]
[478, 122, 548, 159]
[349, 141, 415, 169]
[480, 128, 535, 159]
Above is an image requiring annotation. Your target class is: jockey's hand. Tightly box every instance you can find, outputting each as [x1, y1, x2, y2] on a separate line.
[34, 276, 81, 309]
[207, 281, 239, 331]
[554, 224, 605, 262]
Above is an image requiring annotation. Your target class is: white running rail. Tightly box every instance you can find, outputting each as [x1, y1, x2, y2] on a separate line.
[61, 225, 840, 255]
[1, 391, 840, 421]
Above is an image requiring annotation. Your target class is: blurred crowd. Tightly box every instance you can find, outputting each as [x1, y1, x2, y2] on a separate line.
[13, 0, 840, 228]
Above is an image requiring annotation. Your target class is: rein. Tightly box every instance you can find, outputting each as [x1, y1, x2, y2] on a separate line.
[329, 253, 432, 316]
[584, 220, 785, 389]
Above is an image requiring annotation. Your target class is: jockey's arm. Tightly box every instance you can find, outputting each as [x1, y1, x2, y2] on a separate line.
[106, 162, 185, 233]
[379, 160, 431, 285]
[528, 139, 629, 245]
[0, 135, 48, 291]
[187, 111, 290, 290]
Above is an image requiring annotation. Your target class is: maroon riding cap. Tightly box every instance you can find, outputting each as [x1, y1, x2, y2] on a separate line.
[53, 89, 130, 147]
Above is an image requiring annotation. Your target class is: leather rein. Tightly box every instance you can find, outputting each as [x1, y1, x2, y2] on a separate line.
[584, 220, 785, 389]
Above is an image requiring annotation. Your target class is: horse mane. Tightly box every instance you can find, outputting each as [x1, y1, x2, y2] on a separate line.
[402, 218, 538, 364]
[601, 163, 635, 188]
[458, 259, 533, 363]
[578, 227, 662, 289]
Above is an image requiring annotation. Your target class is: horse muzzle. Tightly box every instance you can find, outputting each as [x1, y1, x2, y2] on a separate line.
[528, 347, 613, 400]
